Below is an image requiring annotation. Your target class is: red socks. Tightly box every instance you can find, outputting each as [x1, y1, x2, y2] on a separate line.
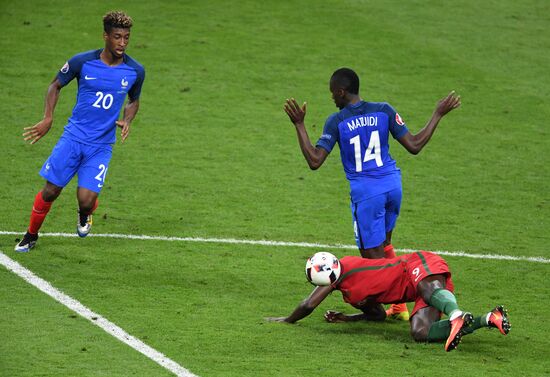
[384, 244, 396, 259]
[27, 193, 98, 234]
[28, 191, 53, 235]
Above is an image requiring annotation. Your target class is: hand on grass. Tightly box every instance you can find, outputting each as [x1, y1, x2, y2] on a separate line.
[324, 310, 346, 323]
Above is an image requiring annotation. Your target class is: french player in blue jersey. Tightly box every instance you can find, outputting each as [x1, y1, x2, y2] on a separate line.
[284, 68, 460, 319]
[15, 11, 145, 252]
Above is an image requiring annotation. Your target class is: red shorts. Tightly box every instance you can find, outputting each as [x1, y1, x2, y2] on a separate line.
[406, 252, 454, 318]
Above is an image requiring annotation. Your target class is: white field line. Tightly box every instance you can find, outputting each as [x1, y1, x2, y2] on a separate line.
[1, 230, 549, 264]
[0, 251, 199, 377]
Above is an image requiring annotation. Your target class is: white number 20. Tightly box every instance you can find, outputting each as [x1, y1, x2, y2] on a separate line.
[350, 131, 383, 172]
[92, 91, 114, 110]
[95, 164, 108, 182]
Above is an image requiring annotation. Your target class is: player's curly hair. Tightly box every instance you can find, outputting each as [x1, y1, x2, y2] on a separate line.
[103, 11, 133, 33]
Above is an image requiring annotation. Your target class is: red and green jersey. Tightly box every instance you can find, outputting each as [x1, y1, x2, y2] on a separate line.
[334, 251, 453, 308]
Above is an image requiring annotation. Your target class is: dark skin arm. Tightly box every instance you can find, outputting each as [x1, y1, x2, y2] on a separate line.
[266, 285, 334, 323]
[284, 98, 329, 170]
[324, 298, 386, 323]
[116, 98, 140, 143]
[23, 77, 63, 144]
[397, 91, 461, 155]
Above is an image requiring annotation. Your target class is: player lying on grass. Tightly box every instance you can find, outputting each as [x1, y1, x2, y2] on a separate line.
[266, 251, 510, 352]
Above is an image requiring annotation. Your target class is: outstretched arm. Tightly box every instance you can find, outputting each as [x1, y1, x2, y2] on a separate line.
[266, 285, 334, 324]
[23, 77, 63, 144]
[325, 300, 386, 323]
[284, 98, 329, 170]
[397, 91, 461, 155]
[116, 98, 140, 143]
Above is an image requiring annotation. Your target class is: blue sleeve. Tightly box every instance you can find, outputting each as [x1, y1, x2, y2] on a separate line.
[127, 63, 145, 101]
[383, 103, 409, 140]
[56, 53, 86, 87]
[315, 113, 339, 153]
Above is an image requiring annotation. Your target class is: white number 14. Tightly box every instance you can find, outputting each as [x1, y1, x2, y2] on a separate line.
[350, 131, 383, 172]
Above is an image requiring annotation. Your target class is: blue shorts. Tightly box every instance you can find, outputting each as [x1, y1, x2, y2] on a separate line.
[40, 136, 112, 193]
[351, 187, 402, 249]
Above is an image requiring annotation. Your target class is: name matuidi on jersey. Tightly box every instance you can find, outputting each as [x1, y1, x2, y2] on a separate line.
[347, 116, 378, 131]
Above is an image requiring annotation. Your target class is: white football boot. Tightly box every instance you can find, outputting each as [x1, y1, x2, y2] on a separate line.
[77, 211, 93, 238]
[14, 232, 39, 252]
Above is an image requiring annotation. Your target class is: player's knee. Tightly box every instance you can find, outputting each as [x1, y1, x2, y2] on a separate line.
[42, 185, 62, 202]
[418, 276, 447, 303]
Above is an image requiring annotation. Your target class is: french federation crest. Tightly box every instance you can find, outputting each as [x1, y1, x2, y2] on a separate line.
[395, 113, 405, 126]
[121, 78, 129, 88]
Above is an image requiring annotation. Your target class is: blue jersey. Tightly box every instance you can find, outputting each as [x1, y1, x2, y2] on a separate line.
[316, 101, 409, 202]
[57, 49, 145, 145]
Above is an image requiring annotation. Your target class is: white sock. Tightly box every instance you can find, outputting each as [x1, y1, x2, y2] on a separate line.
[449, 310, 463, 321]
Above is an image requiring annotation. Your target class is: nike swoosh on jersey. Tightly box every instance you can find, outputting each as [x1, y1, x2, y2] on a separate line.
[84, 75, 97, 80]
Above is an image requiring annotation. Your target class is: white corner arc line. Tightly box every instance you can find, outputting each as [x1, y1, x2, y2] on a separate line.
[0, 251, 198, 377]
[1, 230, 549, 264]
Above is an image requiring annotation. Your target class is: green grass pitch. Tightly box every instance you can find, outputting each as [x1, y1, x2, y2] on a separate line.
[1, 0, 549, 376]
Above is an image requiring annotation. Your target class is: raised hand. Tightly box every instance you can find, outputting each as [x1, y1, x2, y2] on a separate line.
[284, 98, 307, 125]
[435, 91, 461, 117]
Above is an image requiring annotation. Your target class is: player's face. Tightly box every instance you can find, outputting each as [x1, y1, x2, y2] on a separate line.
[330, 80, 347, 110]
[103, 28, 131, 58]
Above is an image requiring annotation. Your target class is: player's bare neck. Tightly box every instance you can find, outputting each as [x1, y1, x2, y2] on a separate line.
[100, 49, 123, 67]
[348, 94, 362, 105]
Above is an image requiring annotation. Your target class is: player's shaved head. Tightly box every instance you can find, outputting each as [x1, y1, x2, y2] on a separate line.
[330, 68, 360, 95]
[103, 11, 133, 33]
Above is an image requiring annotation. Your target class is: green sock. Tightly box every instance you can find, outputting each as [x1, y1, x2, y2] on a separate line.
[426, 319, 451, 341]
[428, 314, 488, 340]
[463, 315, 488, 334]
[428, 288, 460, 316]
